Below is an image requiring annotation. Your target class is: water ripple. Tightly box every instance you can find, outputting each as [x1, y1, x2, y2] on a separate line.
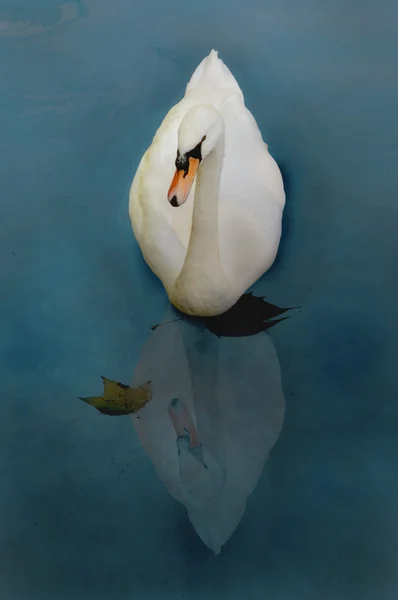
[0, 1, 84, 38]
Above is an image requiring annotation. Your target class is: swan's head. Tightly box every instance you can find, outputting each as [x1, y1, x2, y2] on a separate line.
[168, 105, 223, 207]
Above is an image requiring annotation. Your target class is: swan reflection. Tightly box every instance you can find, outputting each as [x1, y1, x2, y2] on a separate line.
[131, 304, 286, 554]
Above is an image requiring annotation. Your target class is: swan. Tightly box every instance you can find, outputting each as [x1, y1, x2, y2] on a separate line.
[131, 306, 285, 554]
[129, 50, 285, 317]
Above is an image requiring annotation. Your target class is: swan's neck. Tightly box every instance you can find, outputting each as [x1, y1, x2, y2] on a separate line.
[170, 132, 230, 316]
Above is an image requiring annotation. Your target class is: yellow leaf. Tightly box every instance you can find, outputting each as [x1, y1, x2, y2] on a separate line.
[79, 377, 152, 416]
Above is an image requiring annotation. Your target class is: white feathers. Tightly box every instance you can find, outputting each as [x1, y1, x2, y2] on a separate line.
[129, 50, 285, 316]
[185, 49, 243, 99]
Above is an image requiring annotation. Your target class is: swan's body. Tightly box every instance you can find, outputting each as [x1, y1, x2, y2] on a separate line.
[129, 50, 285, 316]
[131, 306, 285, 554]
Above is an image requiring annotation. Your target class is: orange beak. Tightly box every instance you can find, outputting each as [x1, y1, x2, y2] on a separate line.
[168, 157, 200, 207]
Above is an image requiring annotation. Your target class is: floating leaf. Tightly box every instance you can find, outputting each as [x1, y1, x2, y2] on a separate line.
[79, 377, 152, 416]
[200, 293, 297, 338]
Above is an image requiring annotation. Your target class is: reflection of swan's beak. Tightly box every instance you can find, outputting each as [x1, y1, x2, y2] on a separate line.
[168, 157, 199, 207]
[168, 398, 208, 468]
[168, 398, 201, 448]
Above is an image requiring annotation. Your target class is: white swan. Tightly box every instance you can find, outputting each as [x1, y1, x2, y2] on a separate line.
[131, 306, 285, 554]
[129, 50, 285, 317]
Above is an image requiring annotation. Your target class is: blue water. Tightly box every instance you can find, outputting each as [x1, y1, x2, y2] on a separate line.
[1, 1, 398, 598]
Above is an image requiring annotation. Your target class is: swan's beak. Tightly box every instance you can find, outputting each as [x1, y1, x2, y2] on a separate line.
[168, 157, 200, 207]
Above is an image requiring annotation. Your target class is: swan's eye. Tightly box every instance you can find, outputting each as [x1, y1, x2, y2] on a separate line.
[187, 136, 206, 161]
[175, 135, 207, 172]
[175, 150, 188, 174]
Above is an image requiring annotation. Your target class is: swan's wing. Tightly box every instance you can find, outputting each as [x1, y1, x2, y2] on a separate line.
[213, 94, 286, 287]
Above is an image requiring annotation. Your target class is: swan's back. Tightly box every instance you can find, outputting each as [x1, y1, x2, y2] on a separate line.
[185, 50, 244, 98]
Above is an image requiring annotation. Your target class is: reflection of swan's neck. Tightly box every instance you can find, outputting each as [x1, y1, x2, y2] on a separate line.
[170, 130, 230, 316]
[181, 319, 226, 468]
[167, 319, 227, 501]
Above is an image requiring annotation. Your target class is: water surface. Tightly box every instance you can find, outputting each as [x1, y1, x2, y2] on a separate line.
[1, 1, 397, 599]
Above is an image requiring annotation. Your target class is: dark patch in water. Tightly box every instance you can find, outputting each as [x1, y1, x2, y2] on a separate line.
[152, 293, 296, 337]
[199, 292, 294, 337]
